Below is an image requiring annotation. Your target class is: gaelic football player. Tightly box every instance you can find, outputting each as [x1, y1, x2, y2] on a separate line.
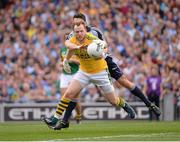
[43, 22, 136, 130]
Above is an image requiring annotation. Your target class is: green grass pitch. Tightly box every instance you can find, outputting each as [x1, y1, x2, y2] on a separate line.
[0, 121, 180, 141]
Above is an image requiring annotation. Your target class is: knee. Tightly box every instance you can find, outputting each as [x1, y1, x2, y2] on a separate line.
[64, 90, 76, 99]
[64, 90, 78, 100]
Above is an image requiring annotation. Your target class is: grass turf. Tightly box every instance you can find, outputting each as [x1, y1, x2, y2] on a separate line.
[0, 120, 180, 141]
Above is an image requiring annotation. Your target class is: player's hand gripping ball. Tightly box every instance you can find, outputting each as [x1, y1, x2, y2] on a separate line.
[87, 40, 107, 58]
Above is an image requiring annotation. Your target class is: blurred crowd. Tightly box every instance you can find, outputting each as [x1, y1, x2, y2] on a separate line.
[0, 0, 179, 103]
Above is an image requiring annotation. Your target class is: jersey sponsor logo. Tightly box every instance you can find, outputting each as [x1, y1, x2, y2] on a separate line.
[75, 47, 91, 60]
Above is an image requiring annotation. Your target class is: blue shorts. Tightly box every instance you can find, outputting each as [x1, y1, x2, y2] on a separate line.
[105, 55, 123, 80]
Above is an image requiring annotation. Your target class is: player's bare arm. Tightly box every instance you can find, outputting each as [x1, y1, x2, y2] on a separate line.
[65, 40, 83, 50]
[65, 49, 75, 60]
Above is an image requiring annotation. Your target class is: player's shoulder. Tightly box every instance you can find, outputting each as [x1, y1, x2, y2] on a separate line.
[89, 26, 102, 33]
[88, 26, 105, 40]
[89, 26, 102, 32]
[86, 32, 98, 40]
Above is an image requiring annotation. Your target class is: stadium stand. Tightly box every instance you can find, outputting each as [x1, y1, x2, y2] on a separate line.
[0, 0, 179, 104]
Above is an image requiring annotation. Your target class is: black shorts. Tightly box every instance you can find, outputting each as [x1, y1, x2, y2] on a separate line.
[105, 55, 123, 80]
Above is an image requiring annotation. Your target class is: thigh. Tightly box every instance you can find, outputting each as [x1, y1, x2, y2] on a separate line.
[90, 69, 114, 94]
[64, 71, 90, 99]
[60, 73, 74, 88]
[117, 74, 135, 90]
[73, 70, 90, 88]
[64, 79, 83, 100]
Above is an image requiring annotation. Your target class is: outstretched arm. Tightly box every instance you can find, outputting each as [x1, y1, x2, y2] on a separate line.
[65, 49, 74, 60]
[65, 40, 81, 50]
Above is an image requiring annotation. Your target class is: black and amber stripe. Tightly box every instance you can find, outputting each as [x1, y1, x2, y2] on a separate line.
[116, 97, 125, 107]
[55, 98, 70, 116]
[75, 114, 82, 120]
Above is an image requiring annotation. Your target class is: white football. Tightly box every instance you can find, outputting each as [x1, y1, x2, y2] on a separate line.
[87, 40, 106, 58]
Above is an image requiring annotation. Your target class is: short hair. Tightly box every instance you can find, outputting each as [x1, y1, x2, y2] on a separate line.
[73, 22, 86, 30]
[73, 13, 86, 22]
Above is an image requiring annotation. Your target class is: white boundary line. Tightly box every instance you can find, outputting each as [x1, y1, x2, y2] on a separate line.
[49, 132, 176, 141]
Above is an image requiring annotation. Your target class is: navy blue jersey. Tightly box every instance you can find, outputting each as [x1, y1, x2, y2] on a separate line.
[87, 26, 105, 41]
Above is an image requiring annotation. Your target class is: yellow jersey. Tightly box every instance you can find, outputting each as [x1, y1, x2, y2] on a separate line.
[70, 33, 107, 74]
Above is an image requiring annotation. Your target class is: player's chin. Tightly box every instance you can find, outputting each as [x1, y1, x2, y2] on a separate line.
[79, 36, 84, 41]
